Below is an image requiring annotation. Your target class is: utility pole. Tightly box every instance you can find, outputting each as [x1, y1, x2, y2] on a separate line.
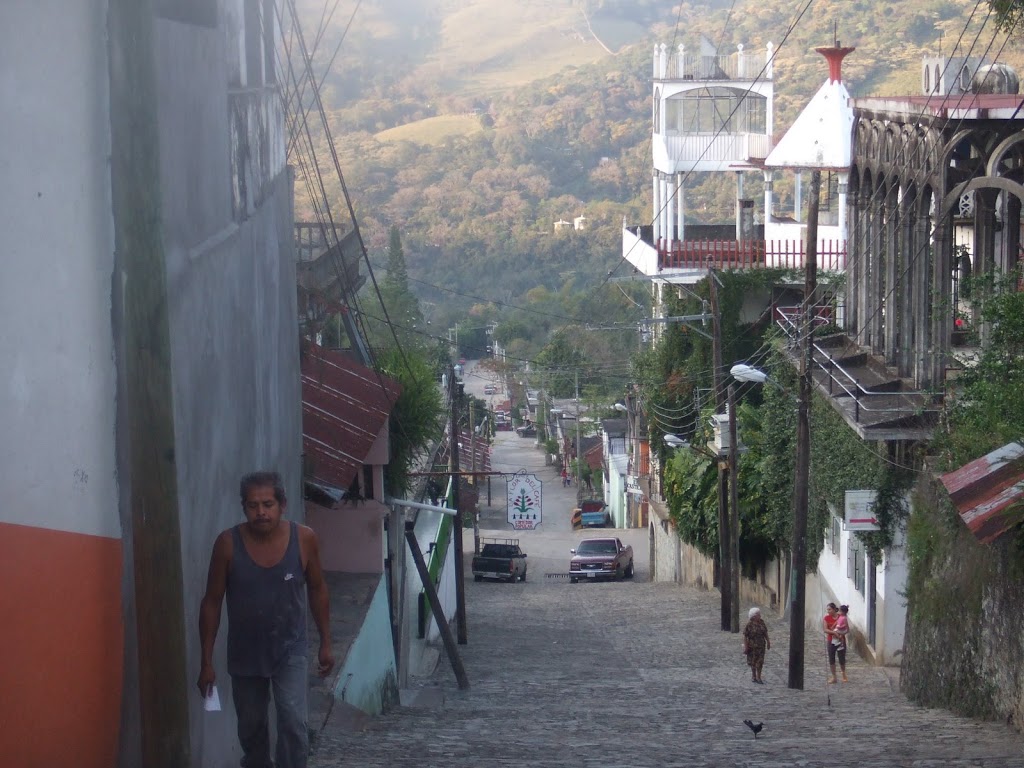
[727, 384, 740, 633]
[575, 370, 583, 505]
[109, 1, 190, 764]
[448, 365, 467, 644]
[707, 263, 732, 632]
[470, 398, 479, 555]
[789, 169, 821, 690]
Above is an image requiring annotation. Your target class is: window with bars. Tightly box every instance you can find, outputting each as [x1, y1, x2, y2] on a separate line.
[847, 535, 866, 595]
[826, 514, 841, 556]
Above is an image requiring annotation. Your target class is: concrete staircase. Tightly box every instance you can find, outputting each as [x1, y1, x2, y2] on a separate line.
[790, 333, 940, 440]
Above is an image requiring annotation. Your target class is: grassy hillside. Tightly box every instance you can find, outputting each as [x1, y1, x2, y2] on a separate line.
[375, 114, 483, 144]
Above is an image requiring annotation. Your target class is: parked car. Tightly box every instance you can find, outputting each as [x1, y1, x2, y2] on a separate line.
[515, 423, 536, 437]
[472, 539, 528, 583]
[575, 499, 609, 528]
[569, 537, 633, 582]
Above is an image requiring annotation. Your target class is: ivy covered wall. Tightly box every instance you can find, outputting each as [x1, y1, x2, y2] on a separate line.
[902, 474, 1024, 729]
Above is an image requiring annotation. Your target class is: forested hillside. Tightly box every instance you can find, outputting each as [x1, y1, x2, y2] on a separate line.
[292, 0, 1024, 361]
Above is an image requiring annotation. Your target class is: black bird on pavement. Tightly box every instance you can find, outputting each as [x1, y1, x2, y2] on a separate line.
[743, 720, 764, 738]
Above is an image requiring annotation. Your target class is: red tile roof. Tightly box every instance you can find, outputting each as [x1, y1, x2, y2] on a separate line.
[940, 442, 1024, 544]
[301, 343, 401, 491]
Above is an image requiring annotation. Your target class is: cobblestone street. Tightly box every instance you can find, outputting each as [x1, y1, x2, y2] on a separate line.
[312, 562, 1024, 767]
[310, 362, 1024, 766]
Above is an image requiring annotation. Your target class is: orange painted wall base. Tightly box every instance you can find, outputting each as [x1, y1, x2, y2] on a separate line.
[0, 521, 123, 768]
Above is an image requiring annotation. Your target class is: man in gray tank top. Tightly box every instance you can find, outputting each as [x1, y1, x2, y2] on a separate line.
[198, 471, 334, 768]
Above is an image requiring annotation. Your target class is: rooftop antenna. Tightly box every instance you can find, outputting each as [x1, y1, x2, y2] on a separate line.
[834, 20, 838, 48]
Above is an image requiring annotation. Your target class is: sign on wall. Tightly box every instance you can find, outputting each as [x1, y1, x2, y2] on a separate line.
[626, 476, 644, 497]
[507, 473, 543, 530]
[844, 490, 880, 531]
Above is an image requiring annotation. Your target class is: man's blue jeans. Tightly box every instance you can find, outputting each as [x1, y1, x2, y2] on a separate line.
[231, 655, 309, 768]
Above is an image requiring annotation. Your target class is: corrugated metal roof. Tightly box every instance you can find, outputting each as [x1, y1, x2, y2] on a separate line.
[940, 442, 1024, 544]
[457, 428, 491, 474]
[301, 343, 401, 491]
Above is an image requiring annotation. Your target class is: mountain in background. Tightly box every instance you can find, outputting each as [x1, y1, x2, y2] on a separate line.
[291, 0, 1024, 350]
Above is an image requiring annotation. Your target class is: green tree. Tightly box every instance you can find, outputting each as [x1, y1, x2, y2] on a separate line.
[990, 0, 1024, 31]
[377, 345, 445, 496]
[366, 226, 425, 352]
[535, 329, 588, 397]
[937, 274, 1024, 467]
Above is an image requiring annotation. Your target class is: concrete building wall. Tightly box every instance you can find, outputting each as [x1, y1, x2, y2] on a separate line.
[649, 512, 682, 583]
[0, 3, 124, 766]
[2, 3, 301, 766]
[606, 454, 628, 527]
[150, 13, 301, 766]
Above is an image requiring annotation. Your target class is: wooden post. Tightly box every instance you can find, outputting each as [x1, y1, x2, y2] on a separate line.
[708, 264, 732, 631]
[789, 169, 821, 690]
[388, 504, 407, 685]
[449, 365, 468, 644]
[471, 399, 479, 555]
[405, 525, 469, 689]
[109, 0, 190, 763]
[728, 384, 740, 634]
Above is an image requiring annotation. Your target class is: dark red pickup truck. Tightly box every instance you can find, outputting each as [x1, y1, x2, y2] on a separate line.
[569, 537, 634, 583]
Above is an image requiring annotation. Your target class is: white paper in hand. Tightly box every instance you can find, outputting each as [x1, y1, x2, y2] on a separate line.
[204, 685, 222, 712]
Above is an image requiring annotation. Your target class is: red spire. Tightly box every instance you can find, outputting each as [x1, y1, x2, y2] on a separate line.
[815, 44, 855, 84]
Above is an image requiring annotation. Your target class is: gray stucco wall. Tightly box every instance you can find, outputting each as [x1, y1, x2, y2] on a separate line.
[118, 12, 301, 768]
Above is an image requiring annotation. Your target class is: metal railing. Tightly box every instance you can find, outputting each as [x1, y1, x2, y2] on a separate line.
[775, 311, 941, 426]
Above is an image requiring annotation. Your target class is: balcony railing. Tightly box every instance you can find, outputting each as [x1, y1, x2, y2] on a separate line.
[655, 133, 771, 164]
[658, 239, 847, 271]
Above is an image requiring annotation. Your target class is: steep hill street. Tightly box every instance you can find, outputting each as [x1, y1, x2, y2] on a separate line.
[309, 364, 1024, 767]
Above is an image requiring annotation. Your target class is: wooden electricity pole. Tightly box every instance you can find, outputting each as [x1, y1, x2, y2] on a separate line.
[449, 365, 468, 644]
[728, 384, 740, 633]
[789, 169, 821, 690]
[707, 264, 732, 632]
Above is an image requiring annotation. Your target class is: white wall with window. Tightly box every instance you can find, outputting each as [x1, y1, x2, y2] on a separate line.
[813, 503, 908, 665]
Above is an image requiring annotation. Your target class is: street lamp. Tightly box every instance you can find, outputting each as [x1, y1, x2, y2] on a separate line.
[730, 360, 809, 691]
[663, 434, 688, 448]
[730, 363, 768, 384]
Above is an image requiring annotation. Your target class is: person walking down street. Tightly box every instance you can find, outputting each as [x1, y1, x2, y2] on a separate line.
[198, 470, 335, 768]
[742, 607, 770, 684]
[823, 602, 848, 684]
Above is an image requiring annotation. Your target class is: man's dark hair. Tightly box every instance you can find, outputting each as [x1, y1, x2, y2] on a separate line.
[240, 471, 287, 505]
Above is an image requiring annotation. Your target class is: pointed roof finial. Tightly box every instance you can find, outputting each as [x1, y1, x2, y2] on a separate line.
[815, 43, 855, 84]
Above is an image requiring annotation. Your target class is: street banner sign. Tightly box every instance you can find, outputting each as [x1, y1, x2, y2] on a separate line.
[845, 490, 880, 531]
[507, 473, 543, 530]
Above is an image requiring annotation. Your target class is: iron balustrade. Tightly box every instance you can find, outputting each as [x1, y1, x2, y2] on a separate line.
[774, 312, 941, 425]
